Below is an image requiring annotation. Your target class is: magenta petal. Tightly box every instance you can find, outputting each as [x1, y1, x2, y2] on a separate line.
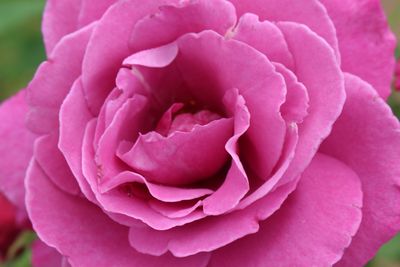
[26, 161, 210, 267]
[100, 171, 213, 202]
[129, 0, 236, 52]
[274, 22, 345, 187]
[176, 31, 287, 178]
[59, 79, 96, 202]
[202, 89, 250, 215]
[229, 0, 340, 60]
[32, 239, 66, 267]
[97, 95, 149, 179]
[128, 179, 297, 257]
[274, 63, 309, 124]
[34, 134, 80, 195]
[232, 13, 294, 69]
[0, 90, 36, 221]
[210, 153, 363, 267]
[27, 23, 95, 134]
[119, 118, 233, 186]
[321, 74, 400, 266]
[83, 120, 208, 230]
[78, 0, 117, 27]
[82, 0, 178, 114]
[42, 0, 82, 54]
[320, 0, 396, 99]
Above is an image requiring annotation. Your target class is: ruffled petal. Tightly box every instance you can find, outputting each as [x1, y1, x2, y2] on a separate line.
[321, 74, 400, 266]
[229, 0, 340, 60]
[209, 153, 363, 267]
[26, 160, 210, 267]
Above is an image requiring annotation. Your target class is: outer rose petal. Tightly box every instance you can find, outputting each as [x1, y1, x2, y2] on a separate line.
[42, 0, 82, 54]
[0, 90, 36, 222]
[26, 161, 211, 267]
[32, 239, 68, 267]
[320, 0, 396, 99]
[228, 0, 340, 60]
[209, 153, 363, 267]
[321, 74, 400, 266]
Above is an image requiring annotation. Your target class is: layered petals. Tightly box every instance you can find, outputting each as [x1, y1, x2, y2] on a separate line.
[209, 153, 363, 267]
[321, 74, 400, 266]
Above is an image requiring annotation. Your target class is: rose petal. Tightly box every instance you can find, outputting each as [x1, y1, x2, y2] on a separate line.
[202, 89, 250, 215]
[83, 120, 208, 230]
[26, 160, 210, 267]
[100, 171, 213, 203]
[78, 0, 117, 27]
[59, 79, 96, 202]
[129, 0, 236, 52]
[274, 22, 345, 187]
[82, 0, 179, 114]
[320, 0, 396, 99]
[232, 13, 294, 69]
[274, 63, 309, 124]
[209, 153, 363, 267]
[228, 0, 340, 60]
[34, 134, 80, 195]
[123, 42, 179, 68]
[32, 239, 66, 267]
[321, 74, 400, 266]
[118, 118, 233, 186]
[0, 90, 36, 221]
[128, 179, 297, 257]
[27, 23, 95, 134]
[176, 30, 287, 180]
[42, 0, 82, 54]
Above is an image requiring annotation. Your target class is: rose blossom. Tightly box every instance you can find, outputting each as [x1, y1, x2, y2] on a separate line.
[1, 0, 400, 266]
[0, 193, 20, 262]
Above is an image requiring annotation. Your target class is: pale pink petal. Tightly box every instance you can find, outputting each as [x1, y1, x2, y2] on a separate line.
[129, 0, 236, 51]
[26, 161, 210, 267]
[27, 23, 95, 134]
[320, 0, 396, 99]
[209, 153, 363, 267]
[42, 0, 82, 54]
[274, 22, 345, 187]
[124, 42, 179, 68]
[176, 30, 286, 180]
[34, 134, 80, 195]
[82, 0, 179, 114]
[321, 74, 400, 266]
[0, 90, 36, 221]
[228, 0, 340, 60]
[232, 13, 294, 69]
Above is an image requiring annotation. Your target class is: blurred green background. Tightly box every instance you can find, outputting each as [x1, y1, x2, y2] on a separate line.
[0, 0, 399, 266]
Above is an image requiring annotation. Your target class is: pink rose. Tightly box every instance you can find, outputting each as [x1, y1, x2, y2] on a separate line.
[1, 0, 400, 266]
[395, 59, 400, 91]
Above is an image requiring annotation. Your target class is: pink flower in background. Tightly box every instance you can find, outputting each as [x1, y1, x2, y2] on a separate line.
[1, 0, 400, 266]
[0, 193, 20, 261]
